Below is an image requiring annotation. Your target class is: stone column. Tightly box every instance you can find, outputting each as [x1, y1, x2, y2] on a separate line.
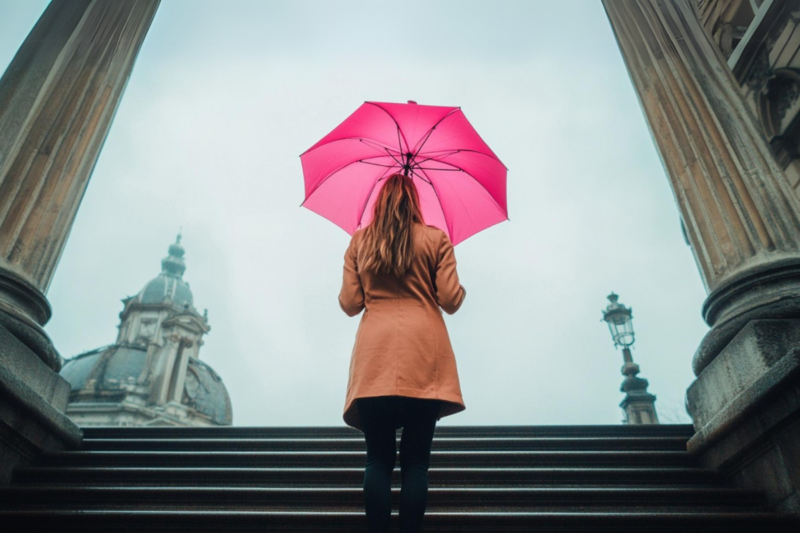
[604, 0, 800, 512]
[0, 0, 160, 368]
[0, 0, 160, 484]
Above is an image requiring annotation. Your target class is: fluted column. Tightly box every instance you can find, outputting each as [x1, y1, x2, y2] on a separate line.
[0, 0, 160, 484]
[0, 0, 160, 370]
[604, 0, 800, 512]
[603, 0, 800, 374]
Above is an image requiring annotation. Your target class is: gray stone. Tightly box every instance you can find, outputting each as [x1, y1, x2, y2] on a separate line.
[687, 319, 800, 512]
[0, 322, 81, 485]
[687, 320, 800, 429]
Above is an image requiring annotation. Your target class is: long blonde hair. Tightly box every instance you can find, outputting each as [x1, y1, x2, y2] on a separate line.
[360, 173, 424, 277]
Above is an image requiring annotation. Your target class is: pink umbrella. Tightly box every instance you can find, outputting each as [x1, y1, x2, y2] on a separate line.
[300, 100, 507, 245]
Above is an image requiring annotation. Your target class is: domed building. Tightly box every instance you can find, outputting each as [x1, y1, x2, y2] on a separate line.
[59, 236, 232, 427]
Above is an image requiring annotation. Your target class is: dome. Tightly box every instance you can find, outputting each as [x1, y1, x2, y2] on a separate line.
[136, 274, 194, 307]
[183, 358, 233, 425]
[59, 234, 233, 427]
[61, 344, 233, 425]
[133, 235, 193, 308]
[61, 345, 148, 392]
[60, 348, 105, 391]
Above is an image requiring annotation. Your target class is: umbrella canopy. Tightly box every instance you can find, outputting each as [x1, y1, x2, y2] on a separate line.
[300, 100, 507, 245]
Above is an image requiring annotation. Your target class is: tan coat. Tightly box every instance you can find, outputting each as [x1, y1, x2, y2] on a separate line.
[339, 223, 466, 430]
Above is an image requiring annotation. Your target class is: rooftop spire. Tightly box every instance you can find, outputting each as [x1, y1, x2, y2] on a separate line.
[161, 234, 186, 278]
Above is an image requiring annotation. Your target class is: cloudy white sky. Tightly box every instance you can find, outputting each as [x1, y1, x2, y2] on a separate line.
[1, 0, 709, 426]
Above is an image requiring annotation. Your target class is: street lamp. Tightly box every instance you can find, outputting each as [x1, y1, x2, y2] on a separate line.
[601, 292, 659, 425]
[602, 292, 635, 349]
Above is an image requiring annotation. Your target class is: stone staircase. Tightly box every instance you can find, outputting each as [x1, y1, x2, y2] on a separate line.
[1, 424, 798, 531]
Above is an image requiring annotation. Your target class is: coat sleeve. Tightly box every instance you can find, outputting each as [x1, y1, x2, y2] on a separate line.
[338, 234, 365, 317]
[435, 231, 466, 314]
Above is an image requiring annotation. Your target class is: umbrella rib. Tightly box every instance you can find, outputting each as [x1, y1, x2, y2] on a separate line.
[397, 126, 404, 164]
[355, 154, 404, 167]
[416, 149, 464, 156]
[302, 136, 400, 157]
[414, 151, 460, 165]
[419, 166, 487, 242]
[419, 150, 509, 174]
[411, 108, 461, 156]
[411, 171, 432, 184]
[366, 102, 410, 154]
[415, 158, 507, 217]
[417, 148, 507, 167]
[359, 160, 400, 168]
[357, 154, 401, 161]
[303, 159, 367, 203]
[360, 138, 402, 155]
[303, 152, 404, 201]
[384, 148, 405, 168]
[412, 167, 451, 236]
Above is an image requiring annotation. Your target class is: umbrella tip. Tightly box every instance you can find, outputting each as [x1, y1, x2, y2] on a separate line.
[407, 100, 417, 104]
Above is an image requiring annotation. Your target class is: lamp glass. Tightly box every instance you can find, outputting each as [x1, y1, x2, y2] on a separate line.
[603, 305, 635, 348]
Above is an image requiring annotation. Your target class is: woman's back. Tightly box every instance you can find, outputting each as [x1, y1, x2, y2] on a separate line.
[339, 222, 466, 431]
[340, 223, 465, 317]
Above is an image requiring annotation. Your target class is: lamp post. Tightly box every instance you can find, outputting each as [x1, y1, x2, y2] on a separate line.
[602, 293, 659, 425]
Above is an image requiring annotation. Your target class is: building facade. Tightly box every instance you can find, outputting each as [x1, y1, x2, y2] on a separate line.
[59, 237, 232, 427]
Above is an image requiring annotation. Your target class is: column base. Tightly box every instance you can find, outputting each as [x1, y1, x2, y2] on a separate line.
[687, 320, 800, 512]
[0, 320, 81, 485]
[0, 267, 59, 371]
[694, 259, 800, 374]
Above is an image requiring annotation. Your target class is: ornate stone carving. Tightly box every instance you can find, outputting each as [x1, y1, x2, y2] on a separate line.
[773, 75, 800, 121]
[745, 47, 770, 92]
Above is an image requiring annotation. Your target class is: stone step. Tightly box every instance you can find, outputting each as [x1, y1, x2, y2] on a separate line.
[80, 436, 690, 452]
[41, 450, 696, 468]
[13, 466, 725, 487]
[80, 424, 696, 440]
[7, 424, 797, 531]
[0, 485, 765, 512]
[1, 510, 797, 532]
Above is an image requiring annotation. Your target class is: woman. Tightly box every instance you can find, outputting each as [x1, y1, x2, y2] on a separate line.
[338, 173, 467, 533]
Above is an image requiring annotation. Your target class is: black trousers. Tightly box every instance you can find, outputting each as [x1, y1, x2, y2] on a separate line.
[357, 396, 440, 533]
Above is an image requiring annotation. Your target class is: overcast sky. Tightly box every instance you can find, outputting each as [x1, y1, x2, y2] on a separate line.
[1, 0, 709, 426]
